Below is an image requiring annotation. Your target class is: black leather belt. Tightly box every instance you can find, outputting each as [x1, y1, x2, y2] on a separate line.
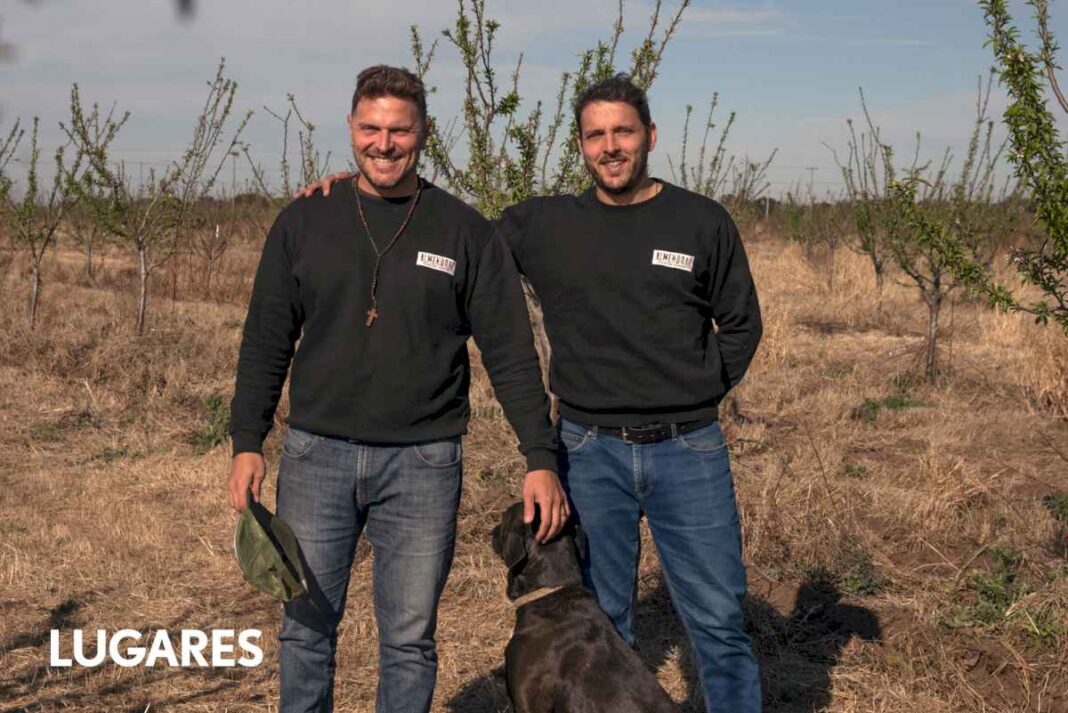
[595, 416, 717, 445]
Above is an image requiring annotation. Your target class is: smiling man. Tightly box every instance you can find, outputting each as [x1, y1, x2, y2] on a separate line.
[496, 74, 764, 712]
[301, 72, 763, 713]
[227, 65, 565, 713]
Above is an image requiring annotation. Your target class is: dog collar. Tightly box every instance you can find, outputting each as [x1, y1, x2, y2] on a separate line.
[511, 585, 566, 608]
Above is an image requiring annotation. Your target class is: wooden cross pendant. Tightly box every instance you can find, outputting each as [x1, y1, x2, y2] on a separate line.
[365, 307, 378, 327]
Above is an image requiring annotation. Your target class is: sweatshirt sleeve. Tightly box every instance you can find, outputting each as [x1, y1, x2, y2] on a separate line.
[466, 227, 557, 472]
[709, 211, 763, 390]
[228, 210, 305, 455]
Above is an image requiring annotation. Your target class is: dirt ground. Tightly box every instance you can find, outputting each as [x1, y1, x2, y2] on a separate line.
[0, 224, 1065, 712]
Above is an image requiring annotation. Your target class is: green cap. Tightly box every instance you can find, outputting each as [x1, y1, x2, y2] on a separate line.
[234, 498, 307, 602]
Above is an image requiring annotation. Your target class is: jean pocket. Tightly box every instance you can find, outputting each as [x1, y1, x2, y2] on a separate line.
[558, 421, 591, 454]
[678, 422, 727, 455]
[413, 439, 463, 468]
[282, 427, 321, 459]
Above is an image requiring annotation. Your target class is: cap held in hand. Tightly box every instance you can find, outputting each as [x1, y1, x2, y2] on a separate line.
[234, 497, 307, 602]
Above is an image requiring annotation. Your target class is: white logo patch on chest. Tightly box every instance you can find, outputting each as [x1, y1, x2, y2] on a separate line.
[416, 251, 457, 276]
[651, 249, 695, 272]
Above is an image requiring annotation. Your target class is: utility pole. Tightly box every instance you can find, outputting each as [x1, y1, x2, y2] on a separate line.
[804, 166, 819, 203]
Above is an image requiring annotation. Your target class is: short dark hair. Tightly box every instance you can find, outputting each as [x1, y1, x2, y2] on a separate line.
[351, 65, 427, 124]
[573, 73, 652, 132]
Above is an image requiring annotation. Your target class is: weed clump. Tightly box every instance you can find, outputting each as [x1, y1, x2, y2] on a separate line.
[852, 393, 929, 423]
[804, 540, 887, 597]
[1043, 494, 1068, 558]
[192, 394, 229, 455]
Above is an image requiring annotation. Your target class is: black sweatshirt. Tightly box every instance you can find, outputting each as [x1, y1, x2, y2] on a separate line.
[229, 180, 556, 472]
[497, 181, 762, 427]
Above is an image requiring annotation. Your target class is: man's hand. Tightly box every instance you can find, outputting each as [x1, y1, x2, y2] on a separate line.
[523, 469, 569, 543]
[228, 452, 266, 511]
[295, 171, 353, 199]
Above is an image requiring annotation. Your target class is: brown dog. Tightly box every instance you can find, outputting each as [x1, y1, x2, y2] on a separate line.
[491, 502, 679, 713]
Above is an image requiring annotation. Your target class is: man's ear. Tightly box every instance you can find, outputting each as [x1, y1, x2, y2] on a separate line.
[416, 119, 429, 151]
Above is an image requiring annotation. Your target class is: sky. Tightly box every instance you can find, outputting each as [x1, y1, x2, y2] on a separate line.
[2, 0, 1066, 197]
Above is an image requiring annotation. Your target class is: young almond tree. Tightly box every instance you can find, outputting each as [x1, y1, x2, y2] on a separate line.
[780, 192, 848, 288]
[410, 0, 691, 392]
[877, 75, 1018, 381]
[0, 119, 20, 193]
[66, 185, 106, 282]
[63, 89, 175, 336]
[167, 60, 251, 298]
[190, 192, 247, 296]
[411, 0, 691, 216]
[668, 94, 777, 222]
[244, 93, 332, 207]
[63, 60, 248, 335]
[827, 90, 897, 293]
[929, 0, 1068, 333]
[0, 118, 81, 329]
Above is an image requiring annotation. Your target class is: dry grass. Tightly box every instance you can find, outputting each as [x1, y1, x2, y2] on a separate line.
[0, 229, 1065, 712]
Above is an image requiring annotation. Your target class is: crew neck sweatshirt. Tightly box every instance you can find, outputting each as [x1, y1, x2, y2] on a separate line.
[497, 181, 762, 427]
[229, 179, 556, 471]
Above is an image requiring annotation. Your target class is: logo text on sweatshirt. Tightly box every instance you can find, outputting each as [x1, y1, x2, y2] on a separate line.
[651, 250, 695, 272]
[416, 252, 457, 276]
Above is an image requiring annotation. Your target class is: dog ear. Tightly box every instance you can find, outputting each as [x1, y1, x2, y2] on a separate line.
[493, 506, 529, 570]
[491, 524, 504, 557]
[500, 525, 528, 570]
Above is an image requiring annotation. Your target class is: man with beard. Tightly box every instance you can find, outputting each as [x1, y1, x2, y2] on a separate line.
[499, 74, 763, 712]
[304, 73, 762, 712]
[227, 65, 566, 713]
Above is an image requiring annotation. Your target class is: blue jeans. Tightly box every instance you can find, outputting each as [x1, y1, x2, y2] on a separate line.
[275, 426, 463, 713]
[557, 418, 761, 713]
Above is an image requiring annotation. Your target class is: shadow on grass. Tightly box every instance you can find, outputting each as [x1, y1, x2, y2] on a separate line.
[444, 576, 881, 713]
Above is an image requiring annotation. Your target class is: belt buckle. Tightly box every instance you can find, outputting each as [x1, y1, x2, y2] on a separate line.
[621, 424, 662, 445]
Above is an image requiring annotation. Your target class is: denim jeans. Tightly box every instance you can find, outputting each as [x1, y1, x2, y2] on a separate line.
[275, 426, 462, 713]
[557, 417, 761, 713]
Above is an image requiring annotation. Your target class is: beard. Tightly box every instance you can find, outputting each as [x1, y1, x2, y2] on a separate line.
[353, 149, 419, 192]
[584, 141, 651, 196]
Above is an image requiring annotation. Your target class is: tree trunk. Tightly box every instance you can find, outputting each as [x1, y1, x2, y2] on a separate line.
[924, 292, 942, 382]
[85, 238, 95, 281]
[827, 242, 837, 290]
[873, 260, 885, 293]
[136, 245, 149, 336]
[205, 259, 214, 296]
[522, 282, 557, 422]
[28, 259, 41, 330]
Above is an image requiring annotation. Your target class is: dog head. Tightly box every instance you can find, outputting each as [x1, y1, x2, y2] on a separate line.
[491, 502, 586, 600]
